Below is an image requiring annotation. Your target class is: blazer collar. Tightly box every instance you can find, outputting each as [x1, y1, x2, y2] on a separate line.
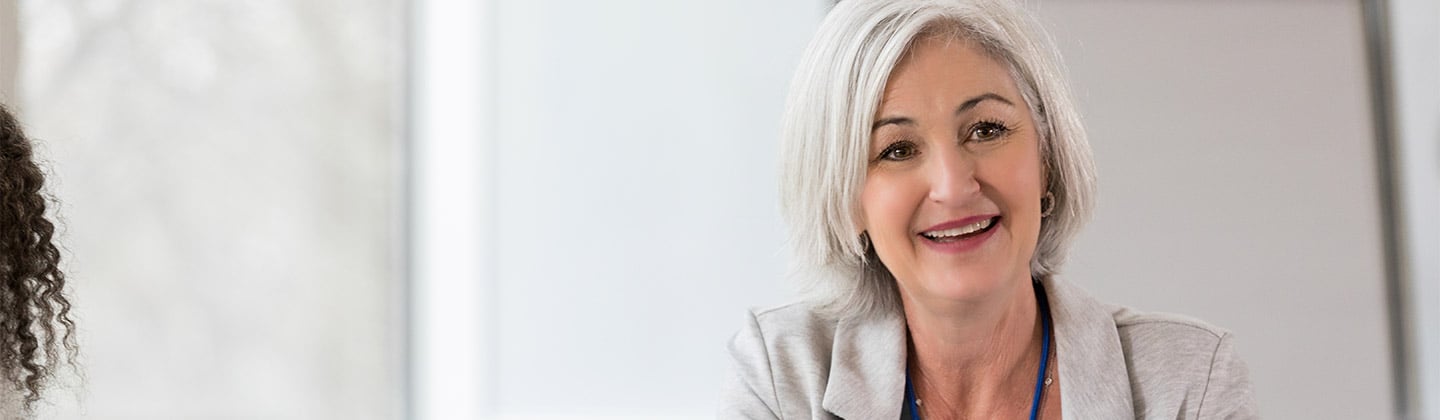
[821, 307, 907, 419]
[819, 277, 1135, 419]
[1045, 276, 1136, 418]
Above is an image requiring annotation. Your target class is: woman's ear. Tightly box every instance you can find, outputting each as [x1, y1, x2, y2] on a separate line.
[851, 205, 867, 238]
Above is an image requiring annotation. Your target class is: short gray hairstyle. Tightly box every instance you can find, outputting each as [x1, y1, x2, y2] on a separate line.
[779, 0, 1097, 319]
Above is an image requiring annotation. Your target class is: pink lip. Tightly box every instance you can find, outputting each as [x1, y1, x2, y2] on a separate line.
[921, 214, 1001, 234]
[918, 214, 1001, 254]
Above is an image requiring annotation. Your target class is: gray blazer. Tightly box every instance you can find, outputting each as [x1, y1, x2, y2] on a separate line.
[719, 276, 1259, 419]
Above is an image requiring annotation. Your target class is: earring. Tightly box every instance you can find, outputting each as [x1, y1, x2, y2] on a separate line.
[1040, 191, 1055, 218]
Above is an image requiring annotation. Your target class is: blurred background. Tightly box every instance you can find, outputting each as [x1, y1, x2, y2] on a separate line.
[0, 0, 1435, 419]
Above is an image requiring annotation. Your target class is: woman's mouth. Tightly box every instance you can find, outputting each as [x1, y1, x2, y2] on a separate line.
[917, 216, 1001, 253]
[920, 216, 999, 243]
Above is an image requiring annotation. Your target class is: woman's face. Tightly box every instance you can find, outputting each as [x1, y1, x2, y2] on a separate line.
[861, 37, 1046, 305]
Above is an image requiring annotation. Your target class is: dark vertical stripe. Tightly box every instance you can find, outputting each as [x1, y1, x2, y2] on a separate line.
[1359, 0, 1414, 418]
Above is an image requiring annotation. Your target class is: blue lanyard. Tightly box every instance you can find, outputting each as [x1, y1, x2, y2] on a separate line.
[905, 281, 1053, 420]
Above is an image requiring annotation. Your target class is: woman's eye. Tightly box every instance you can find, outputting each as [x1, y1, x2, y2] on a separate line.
[969, 121, 1011, 142]
[880, 142, 917, 161]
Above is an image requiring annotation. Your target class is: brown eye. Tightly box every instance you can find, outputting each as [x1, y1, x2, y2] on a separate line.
[969, 121, 1011, 142]
[880, 142, 918, 161]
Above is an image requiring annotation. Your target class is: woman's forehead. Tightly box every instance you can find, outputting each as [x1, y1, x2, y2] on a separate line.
[879, 37, 1021, 114]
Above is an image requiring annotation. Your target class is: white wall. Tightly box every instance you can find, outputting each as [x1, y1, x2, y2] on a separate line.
[487, 0, 825, 417]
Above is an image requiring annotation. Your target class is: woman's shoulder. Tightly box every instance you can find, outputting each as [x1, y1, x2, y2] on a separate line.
[730, 301, 844, 360]
[1050, 277, 1243, 373]
[1110, 305, 1233, 350]
[1105, 304, 1259, 418]
[750, 300, 839, 329]
[1107, 305, 1239, 386]
[720, 301, 846, 418]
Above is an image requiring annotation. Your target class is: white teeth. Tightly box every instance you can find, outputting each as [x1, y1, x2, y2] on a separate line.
[923, 218, 994, 239]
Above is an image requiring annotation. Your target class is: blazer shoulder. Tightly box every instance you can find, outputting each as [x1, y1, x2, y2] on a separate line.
[720, 302, 841, 419]
[742, 301, 843, 360]
[751, 301, 840, 334]
[1112, 305, 1231, 377]
[1112, 305, 1232, 352]
[1109, 306, 1259, 419]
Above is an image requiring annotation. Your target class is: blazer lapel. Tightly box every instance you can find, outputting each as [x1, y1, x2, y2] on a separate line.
[1045, 276, 1137, 418]
[821, 310, 907, 419]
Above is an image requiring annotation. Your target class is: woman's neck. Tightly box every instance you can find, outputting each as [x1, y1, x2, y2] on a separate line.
[902, 279, 1044, 417]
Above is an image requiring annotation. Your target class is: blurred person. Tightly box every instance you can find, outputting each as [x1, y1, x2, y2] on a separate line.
[720, 0, 1257, 418]
[0, 103, 77, 416]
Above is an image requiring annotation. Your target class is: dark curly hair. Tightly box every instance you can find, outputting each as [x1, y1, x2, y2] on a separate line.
[0, 103, 77, 412]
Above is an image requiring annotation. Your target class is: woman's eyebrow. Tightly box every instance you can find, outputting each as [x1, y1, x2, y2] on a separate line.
[955, 92, 1014, 115]
[872, 116, 914, 131]
[872, 92, 1015, 131]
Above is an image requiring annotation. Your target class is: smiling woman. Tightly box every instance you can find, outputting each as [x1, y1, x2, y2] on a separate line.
[720, 1, 1259, 419]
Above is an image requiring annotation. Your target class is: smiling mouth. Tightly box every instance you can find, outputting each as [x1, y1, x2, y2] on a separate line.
[919, 217, 1000, 243]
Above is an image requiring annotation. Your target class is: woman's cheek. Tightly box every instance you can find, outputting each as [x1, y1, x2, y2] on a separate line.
[864, 172, 924, 247]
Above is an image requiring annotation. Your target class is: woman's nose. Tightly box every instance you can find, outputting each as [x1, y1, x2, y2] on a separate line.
[926, 147, 980, 205]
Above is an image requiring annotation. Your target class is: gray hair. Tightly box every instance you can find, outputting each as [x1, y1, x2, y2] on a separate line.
[779, 0, 1097, 319]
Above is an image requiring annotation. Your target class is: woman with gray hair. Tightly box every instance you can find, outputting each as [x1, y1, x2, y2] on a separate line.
[721, 0, 1257, 418]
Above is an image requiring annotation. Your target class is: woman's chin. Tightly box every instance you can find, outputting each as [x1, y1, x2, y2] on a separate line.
[911, 267, 1023, 304]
